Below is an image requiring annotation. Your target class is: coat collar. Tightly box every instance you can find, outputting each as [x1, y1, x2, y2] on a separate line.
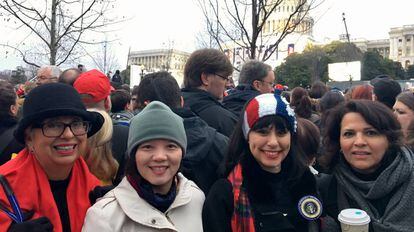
[113, 173, 192, 229]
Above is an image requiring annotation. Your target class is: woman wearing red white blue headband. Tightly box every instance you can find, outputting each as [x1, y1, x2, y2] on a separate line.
[203, 93, 322, 232]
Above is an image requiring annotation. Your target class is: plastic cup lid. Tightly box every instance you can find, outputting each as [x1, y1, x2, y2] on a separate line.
[338, 208, 371, 226]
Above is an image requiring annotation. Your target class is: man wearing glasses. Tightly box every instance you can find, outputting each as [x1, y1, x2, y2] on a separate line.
[182, 48, 238, 137]
[35, 65, 61, 86]
[223, 60, 275, 116]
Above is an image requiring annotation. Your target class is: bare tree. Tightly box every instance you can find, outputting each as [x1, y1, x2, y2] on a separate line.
[197, 0, 321, 63]
[80, 38, 120, 74]
[0, 0, 123, 67]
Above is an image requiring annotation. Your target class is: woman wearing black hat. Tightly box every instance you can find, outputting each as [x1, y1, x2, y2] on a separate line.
[203, 93, 322, 232]
[82, 101, 205, 231]
[0, 83, 104, 232]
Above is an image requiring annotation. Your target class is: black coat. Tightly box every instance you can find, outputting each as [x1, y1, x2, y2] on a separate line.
[173, 108, 229, 194]
[111, 123, 129, 185]
[222, 84, 260, 117]
[181, 88, 238, 137]
[203, 155, 321, 232]
[0, 118, 24, 165]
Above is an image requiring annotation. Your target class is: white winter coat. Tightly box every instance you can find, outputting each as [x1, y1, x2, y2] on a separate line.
[82, 173, 205, 232]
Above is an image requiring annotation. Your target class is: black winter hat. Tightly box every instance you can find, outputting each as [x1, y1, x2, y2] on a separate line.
[15, 83, 104, 143]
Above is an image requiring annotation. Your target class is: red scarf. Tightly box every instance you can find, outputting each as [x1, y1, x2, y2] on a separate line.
[0, 148, 100, 232]
[228, 164, 255, 232]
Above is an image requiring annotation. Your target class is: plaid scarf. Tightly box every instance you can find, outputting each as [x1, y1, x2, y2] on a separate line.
[228, 164, 255, 232]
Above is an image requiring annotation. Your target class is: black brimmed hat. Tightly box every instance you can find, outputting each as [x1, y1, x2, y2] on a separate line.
[15, 83, 104, 143]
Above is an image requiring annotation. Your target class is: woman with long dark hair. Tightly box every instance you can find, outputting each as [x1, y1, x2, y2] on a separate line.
[318, 100, 414, 231]
[203, 93, 322, 232]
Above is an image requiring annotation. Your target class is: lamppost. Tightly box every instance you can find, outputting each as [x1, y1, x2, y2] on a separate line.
[140, 64, 145, 80]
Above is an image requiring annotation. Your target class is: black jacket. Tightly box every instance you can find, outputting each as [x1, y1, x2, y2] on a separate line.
[222, 84, 260, 117]
[0, 118, 24, 165]
[111, 123, 129, 185]
[203, 155, 321, 232]
[181, 88, 238, 137]
[173, 108, 229, 194]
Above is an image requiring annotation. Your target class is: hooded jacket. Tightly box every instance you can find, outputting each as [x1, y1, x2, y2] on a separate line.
[181, 88, 238, 137]
[82, 173, 205, 232]
[222, 84, 261, 117]
[173, 107, 229, 194]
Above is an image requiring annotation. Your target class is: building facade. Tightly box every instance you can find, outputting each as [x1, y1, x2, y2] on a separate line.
[389, 25, 414, 68]
[127, 49, 190, 85]
[352, 39, 390, 58]
[222, 0, 314, 75]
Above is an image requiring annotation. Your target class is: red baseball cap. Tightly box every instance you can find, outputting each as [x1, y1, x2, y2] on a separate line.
[73, 69, 111, 103]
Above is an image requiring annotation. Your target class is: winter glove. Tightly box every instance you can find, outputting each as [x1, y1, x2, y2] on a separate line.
[89, 185, 114, 204]
[8, 211, 53, 232]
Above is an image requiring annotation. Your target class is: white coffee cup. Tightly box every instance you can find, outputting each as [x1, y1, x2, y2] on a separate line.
[338, 208, 370, 232]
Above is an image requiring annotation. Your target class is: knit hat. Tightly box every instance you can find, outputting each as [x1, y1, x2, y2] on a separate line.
[73, 69, 111, 103]
[242, 93, 296, 139]
[15, 83, 104, 143]
[127, 101, 187, 157]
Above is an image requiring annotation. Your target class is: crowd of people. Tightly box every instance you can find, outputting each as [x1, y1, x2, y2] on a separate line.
[0, 48, 414, 232]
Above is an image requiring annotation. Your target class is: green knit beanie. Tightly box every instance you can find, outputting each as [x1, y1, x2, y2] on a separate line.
[127, 101, 187, 157]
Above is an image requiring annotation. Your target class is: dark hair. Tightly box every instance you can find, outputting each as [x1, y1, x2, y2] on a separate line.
[396, 91, 414, 111]
[373, 79, 401, 109]
[291, 87, 313, 118]
[309, 81, 328, 99]
[222, 113, 308, 181]
[0, 81, 17, 120]
[239, 60, 272, 85]
[137, 71, 181, 108]
[320, 100, 402, 172]
[351, 85, 373, 100]
[183, 48, 233, 88]
[58, 68, 81, 86]
[120, 84, 131, 93]
[319, 91, 345, 114]
[110, 89, 131, 113]
[296, 118, 320, 164]
[131, 85, 139, 97]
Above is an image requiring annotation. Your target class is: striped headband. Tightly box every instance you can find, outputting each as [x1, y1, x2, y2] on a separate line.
[242, 93, 297, 139]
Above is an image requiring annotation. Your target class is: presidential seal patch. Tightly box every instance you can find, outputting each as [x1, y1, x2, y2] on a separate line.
[297, 195, 322, 220]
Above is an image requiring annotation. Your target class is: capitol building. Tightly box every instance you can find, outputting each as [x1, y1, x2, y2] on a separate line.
[222, 0, 315, 72]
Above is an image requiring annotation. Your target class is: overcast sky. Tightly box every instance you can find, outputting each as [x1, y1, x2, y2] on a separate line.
[0, 0, 413, 70]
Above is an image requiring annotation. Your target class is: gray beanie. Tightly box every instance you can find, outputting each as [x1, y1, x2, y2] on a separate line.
[127, 101, 187, 157]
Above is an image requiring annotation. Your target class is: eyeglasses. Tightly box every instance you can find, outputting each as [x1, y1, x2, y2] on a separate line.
[32, 121, 90, 138]
[214, 73, 230, 81]
[259, 80, 274, 87]
[36, 76, 58, 81]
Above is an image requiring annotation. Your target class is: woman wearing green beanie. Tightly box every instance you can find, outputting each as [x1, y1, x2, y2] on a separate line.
[82, 101, 205, 231]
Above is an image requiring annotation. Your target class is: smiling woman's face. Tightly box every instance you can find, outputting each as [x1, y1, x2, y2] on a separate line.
[135, 139, 182, 194]
[248, 126, 291, 173]
[340, 112, 389, 174]
[25, 116, 87, 178]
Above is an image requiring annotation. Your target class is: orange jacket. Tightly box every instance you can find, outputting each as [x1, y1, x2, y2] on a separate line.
[0, 148, 100, 232]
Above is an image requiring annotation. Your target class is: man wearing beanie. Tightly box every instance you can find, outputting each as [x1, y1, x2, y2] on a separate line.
[83, 101, 205, 232]
[372, 77, 402, 109]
